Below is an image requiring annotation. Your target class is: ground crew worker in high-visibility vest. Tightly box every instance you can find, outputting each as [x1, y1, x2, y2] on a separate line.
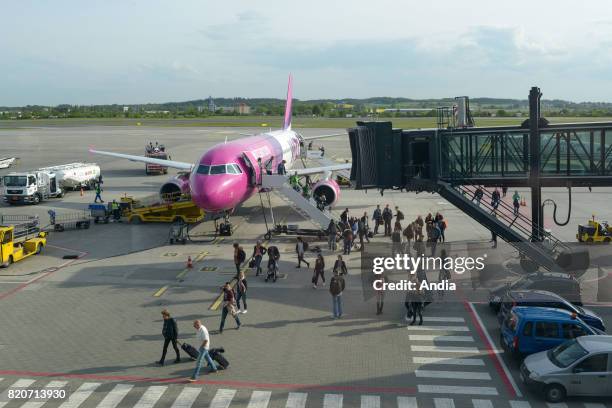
[290, 173, 300, 192]
[111, 200, 120, 221]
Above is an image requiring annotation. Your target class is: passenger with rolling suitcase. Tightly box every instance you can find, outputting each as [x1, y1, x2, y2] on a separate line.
[189, 320, 217, 382]
[209, 347, 230, 370]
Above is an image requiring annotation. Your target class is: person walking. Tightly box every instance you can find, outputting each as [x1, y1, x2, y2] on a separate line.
[410, 288, 424, 326]
[295, 237, 310, 268]
[94, 183, 104, 203]
[251, 241, 267, 276]
[360, 212, 370, 242]
[189, 320, 217, 381]
[382, 204, 393, 236]
[111, 199, 120, 221]
[490, 210, 498, 249]
[435, 213, 446, 243]
[342, 226, 353, 255]
[329, 268, 346, 318]
[340, 208, 349, 225]
[266, 245, 280, 282]
[403, 223, 414, 254]
[394, 206, 404, 226]
[473, 186, 483, 206]
[233, 243, 246, 277]
[236, 271, 248, 313]
[372, 205, 382, 235]
[277, 159, 287, 175]
[312, 253, 325, 288]
[326, 220, 337, 251]
[512, 190, 521, 216]
[415, 216, 424, 241]
[391, 225, 403, 256]
[219, 282, 241, 333]
[491, 188, 501, 210]
[333, 255, 348, 276]
[375, 273, 388, 315]
[502, 186, 508, 197]
[157, 309, 180, 366]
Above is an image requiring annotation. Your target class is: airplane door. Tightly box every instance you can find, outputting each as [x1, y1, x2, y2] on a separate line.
[241, 152, 258, 187]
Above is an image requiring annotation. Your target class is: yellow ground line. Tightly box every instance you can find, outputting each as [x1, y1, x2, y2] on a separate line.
[176, 251, 208, 280]
[153, 285, 169, 297]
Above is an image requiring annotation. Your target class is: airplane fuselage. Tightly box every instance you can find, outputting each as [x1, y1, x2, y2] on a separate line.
[189, 129, 301, 212]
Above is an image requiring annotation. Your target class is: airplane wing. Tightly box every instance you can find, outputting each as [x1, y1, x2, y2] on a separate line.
[301, 133, 345, 141]
[291, 163, 351, 176]
[89, 149, 193, 170]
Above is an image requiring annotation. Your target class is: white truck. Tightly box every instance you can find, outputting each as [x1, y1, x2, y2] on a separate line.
[1, 163, 101, 205]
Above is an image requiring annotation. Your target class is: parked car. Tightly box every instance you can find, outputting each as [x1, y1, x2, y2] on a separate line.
[489, 272, 581, 312]
[500, 306, 603, 358]
[497, 290, 605, 331]
[520, 335, 612, 402]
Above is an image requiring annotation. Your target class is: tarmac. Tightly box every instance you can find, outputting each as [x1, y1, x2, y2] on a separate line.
[0, 126, 611, 408]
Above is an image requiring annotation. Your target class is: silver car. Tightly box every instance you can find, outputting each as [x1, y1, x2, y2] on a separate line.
[520, 335, 612, 403]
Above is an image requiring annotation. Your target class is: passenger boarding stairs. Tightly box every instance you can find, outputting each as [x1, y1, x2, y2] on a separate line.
[261, 175, 335, 229]
[436, 181, 586, 273]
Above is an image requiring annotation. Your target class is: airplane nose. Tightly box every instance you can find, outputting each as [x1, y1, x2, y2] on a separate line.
[191, 174, 241, 212]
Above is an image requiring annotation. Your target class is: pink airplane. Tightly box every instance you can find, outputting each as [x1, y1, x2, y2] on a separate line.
[90, 75, 351, 221]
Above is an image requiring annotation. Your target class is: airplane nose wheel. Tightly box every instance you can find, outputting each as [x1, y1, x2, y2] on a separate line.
[217, 211, 233, 236]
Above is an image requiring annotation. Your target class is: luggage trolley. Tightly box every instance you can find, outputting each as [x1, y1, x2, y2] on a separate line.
[88, 203, 110, 224]
[48, 210, 91, 232]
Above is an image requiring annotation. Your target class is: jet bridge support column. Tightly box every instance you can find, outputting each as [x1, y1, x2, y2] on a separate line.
[529, 87, 544, 241]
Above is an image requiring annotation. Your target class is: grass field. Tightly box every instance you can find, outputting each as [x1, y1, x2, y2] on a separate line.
[1, 116, 612, 129]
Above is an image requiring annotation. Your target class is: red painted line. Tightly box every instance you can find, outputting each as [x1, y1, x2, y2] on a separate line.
[0, 250, 88, 302]
[0, 370, 417, 394]
[463, 301, 520, 398]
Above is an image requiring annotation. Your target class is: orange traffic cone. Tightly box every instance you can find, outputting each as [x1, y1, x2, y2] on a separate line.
[187, 256, 193, 269]
[80, 187, 84, 197]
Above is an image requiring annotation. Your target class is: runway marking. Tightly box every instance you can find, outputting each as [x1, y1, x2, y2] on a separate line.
[411, 345, 479, 353]
[406, 325, 470, 332]
[546, 403, 568, 408]
[412, 357, 484, 366]
[415, 370, 491, 380]
[509, 402, 531, 408]
[417, 385, 498, 396]
[408, 335, 474, 342]
[285, 393, 308, 408]
[360, 395, 380, 408]
[133, 385, 167, 408]
[58, 382, 101, 408]
[170, 387, 201, 408]
[396, 397, 418, 408]
[247, 390, 271, 408]
[465, 301, 521, 398]
[97, 384, 134, 408]
[582, 404, 606, 408]
[433, 398, 455, 408]
[210, 389, 236, 408]
[153, 286, 169, 297]
[422, 317, 465, 323]
[472, 400, 494, 408]
[323, 394, 343, 408]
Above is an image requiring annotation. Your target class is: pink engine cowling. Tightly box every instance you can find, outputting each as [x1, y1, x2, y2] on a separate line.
[159, 173, 191, 198]
[312, 178, 340, 207]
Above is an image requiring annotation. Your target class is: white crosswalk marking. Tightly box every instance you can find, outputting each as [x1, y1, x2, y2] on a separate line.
[0, 379, 37, 408]
[413, 357, 484, 366]
[415, 370, 491, 380]
[323, 394, 343, 408]
[421, 317, 465, 323]
[509, 402, 531, 408]
[472, 399, 493, 408]
[285, 393, 308, 408]
[396, 397, 418, 408]
[96, 384, 134, 408]
[170, 387, 201, 408]
[411, 345, 479, 353]
[434, 398, 455, 408]
[133, 385, 167, 408]
[247, 391, 271, 408]
[407, 326, 470, 331]
[21, 380, 68, 408]
[408, 335, 474, 342]
[360, 395, 380, 408]
[59, 382, 101, 408]
[418, 385, 498, 396]
[546, 403, 568, 408]
[210, 389, 236, 408]
[583, 404, 606, 408]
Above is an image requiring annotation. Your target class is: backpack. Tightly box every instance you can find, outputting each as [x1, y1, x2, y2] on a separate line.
[238, 249, 246, 263]
[397, 211, 404, 221]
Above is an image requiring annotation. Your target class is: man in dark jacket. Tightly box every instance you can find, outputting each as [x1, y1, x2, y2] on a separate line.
[220, 282, 241, 333]
[158, 309, 180, 365]
[382, 204, 393, 236]
[329, 269, 346, 318]
[277, 160, 287, 175]
[251, 241, 267, 276]
[372, 205, 382, 235]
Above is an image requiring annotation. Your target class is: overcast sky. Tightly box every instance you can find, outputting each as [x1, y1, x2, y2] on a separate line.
[3, 0, 612, 105]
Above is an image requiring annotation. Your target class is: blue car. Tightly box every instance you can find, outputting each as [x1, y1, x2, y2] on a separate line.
[497, 290, 605, 331]
[500, 306, 604, 358]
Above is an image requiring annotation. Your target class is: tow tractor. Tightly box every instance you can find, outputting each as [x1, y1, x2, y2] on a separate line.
[577, 216, 612, 243]
[0, 215, 47, 268]
[120, 193, 204, 224]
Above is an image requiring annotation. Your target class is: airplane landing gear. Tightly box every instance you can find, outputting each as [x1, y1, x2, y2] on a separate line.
[217, 211, 233, 236]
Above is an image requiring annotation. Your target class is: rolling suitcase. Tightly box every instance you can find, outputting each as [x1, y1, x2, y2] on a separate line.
[180, 342, 199, 360]
[209, 348, 230, 370]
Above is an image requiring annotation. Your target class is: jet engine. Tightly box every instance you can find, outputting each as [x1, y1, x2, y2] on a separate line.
[312, 178, 340, 207]
[159, 172, 191, 200]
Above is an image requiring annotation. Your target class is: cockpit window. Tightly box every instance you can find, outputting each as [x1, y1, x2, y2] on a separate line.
[227, 164, 242, 174]
[210, 165, 227, 175]
[196, 165, 210, 175]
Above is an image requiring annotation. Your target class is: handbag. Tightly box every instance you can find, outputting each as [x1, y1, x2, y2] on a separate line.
[248, 258, 256, 268]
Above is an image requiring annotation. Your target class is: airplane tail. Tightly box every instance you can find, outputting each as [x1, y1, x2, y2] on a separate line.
[283, 74, 293, 131]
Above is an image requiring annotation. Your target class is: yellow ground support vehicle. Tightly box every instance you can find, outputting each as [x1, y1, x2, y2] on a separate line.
[0, 216, 47, 268]
[120, 194, 204, 224]
[577, 217, 612, 243]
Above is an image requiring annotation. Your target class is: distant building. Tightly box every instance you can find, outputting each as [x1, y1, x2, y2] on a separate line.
[123, 106, 129, 113]
[207, 96, 216, 112]
[219, 106, 234, 113]
[236, 103, 250, 115]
